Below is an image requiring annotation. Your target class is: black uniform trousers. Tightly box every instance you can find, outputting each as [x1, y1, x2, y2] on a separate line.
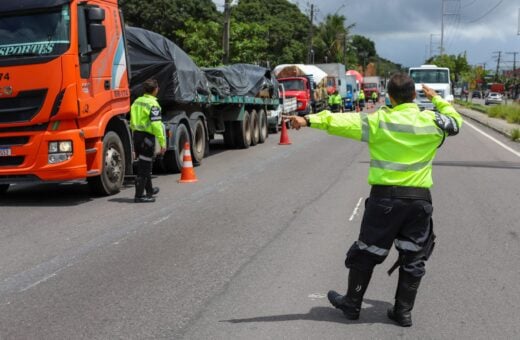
[133, 130, 156, 198]
[345, 186, 434, 278]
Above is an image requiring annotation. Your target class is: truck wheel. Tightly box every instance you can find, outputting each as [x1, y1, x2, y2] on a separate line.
[192, 119, 206, 166]
[250, 110, 259, 146]
[234, 110, 251, 149]
[0, 184, 9, 194]
[223, 121, 236, 148]
[88, 131, 125, 196]
[258, 109, 268, 143]
[163, 123, 189, 173]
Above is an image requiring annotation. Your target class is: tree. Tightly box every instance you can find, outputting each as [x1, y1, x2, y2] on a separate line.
[427, 53, 470, 84]
[120, 0, 220, 49]
[176, 19, 224, 67]
[229, 21, 268, 64]
[350, 35, 376, 73]
[232, 0, 310, 66]
[315, 14, 355, 64]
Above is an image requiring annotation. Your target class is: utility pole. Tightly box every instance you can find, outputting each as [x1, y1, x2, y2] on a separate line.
[306, 3, 315, 64]
[506, 52, 518, 75]
[440, 0, 460, 55]
[222, 0, 231, 64]
[430, 33, 440, 58]
[493, 51, 502, 81]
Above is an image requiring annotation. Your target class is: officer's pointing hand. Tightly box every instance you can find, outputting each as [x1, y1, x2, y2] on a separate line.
[282, 115, 306, 130]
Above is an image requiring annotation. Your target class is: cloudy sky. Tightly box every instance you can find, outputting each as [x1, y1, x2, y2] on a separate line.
[214, 0, 519, 70]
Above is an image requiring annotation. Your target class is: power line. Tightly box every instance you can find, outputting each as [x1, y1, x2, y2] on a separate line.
[466, 0, 503, 23]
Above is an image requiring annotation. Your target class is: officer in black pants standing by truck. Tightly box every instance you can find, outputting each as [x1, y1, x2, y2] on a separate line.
[130, 79, 166, 203]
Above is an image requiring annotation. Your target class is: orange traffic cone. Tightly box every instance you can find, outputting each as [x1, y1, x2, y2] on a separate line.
[178, 142, 198, 183]
[355, 103, 360, 112]
[279, 119, 292, 145]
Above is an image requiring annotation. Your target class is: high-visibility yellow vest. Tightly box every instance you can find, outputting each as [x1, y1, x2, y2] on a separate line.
[130, 94, 166, 148]
[358, 91, 365, 100]
[308, 96, 463, 188]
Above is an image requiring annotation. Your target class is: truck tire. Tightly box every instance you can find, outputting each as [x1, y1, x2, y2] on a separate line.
[88, 131, 125, 196]
[250, 110, 259, 146]
[234, 110, 251, 149]
[0, 184, 9, 194]
[258, 109, 268, 143]
[192, 119, 206, 166]
[223, 121, 236, 148]
[163, 123, 190, 173]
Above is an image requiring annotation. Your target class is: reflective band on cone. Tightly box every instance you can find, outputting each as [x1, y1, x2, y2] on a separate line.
[178, 142, 198, 183]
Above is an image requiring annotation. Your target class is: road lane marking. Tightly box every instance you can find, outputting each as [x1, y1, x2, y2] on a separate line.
[465, 120, 520, 158]
[349, 197, 363, 221]
[308, 293, 327, 299]
[152, 214, 171, 225]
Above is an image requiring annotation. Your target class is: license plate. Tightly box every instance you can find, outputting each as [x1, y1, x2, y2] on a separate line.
[0, 148, 11, 157]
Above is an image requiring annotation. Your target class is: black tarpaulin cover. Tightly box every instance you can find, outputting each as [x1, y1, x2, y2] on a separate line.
[125, 26, 209, 105]
[203, 64, 276, 97]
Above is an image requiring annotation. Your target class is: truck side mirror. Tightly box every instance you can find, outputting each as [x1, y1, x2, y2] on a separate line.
[88, 8, 106, 51]
[338, 80, 341, 86]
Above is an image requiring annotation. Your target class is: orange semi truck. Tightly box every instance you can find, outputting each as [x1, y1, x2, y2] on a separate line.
[0, 0, 279, 195]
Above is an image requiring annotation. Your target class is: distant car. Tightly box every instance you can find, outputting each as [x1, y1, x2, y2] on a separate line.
[471, 91, 481, 98]
[485, 92, 503, 105]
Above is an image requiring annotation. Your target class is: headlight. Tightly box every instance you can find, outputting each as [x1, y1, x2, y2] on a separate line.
[48, 140, 73, 164]
[59, 141, 72, 152]
[48, 142, 58, 153]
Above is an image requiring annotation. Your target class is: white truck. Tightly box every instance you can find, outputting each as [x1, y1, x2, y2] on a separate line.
[267, 83, 297, 133]
[408, 64, 453, 111]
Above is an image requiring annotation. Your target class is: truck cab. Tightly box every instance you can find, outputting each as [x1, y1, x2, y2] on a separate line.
[277, 76, 313, 116]
[0, 0, 132, 195]
[409, 65, 453, 111]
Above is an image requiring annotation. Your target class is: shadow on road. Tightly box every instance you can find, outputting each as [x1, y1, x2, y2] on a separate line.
[0, 183, 92, 207]
[221, 298, 395, 326]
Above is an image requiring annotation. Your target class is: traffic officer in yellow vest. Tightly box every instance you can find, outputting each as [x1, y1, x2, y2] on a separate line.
[358, 89, 365, 109]
[130, 79, 166, 203]
[371, 90, 378, 104]
[284, 73, 462, 327]
[328, 90, 343, 112]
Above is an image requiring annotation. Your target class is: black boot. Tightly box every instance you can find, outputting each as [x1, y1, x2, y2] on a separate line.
[135, 176, 155, 203]
[144, 176, 159, 197]
[328, 268, 373, 320]
[387, 269, 422, 327]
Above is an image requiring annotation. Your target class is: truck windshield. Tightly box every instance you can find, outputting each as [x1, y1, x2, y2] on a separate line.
[409, 70, 449, 84]
[279, 80, 305, 91]
[0, 5, 70, 58]
[364, 83, 377, 88]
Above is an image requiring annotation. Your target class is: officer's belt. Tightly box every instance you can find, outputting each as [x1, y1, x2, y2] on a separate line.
[370, 185, 431, 202]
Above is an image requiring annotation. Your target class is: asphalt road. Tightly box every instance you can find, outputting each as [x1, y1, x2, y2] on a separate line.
[0, 107, 519, 339]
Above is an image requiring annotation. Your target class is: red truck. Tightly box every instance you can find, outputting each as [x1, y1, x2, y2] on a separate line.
[274, 64, 328, 116]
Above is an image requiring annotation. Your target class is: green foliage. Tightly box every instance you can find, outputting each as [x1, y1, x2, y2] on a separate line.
[232, 0, 310, 66]
[314, 14, 355, 64]
[511, 128, 520, 141]
[351, 35, 376, 67]
[487, 104, 520, 124]
[230, 21, 268, 64]
[120, 0, 220, 48]
[176, 19, 223, 67]
[427, 53, 470, 83]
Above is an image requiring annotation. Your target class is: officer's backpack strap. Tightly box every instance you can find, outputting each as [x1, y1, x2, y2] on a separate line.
[387, 220, 436, 276]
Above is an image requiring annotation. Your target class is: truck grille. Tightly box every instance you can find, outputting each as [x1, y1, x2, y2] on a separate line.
[0, 156, 24, 166]
[0, 89, 47, 123]
[0, 136, 29, 146]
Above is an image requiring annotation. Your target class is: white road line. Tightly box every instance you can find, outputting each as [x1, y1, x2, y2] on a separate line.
[349, 197, 363, 221]
[465, 120, 520, 158]
[152, 214, 171, 225]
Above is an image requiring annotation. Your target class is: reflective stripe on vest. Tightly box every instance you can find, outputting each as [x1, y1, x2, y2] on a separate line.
[361, 113, 370, 142]
[379, 121, 442, 135]
[371, 159, 432, 172]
